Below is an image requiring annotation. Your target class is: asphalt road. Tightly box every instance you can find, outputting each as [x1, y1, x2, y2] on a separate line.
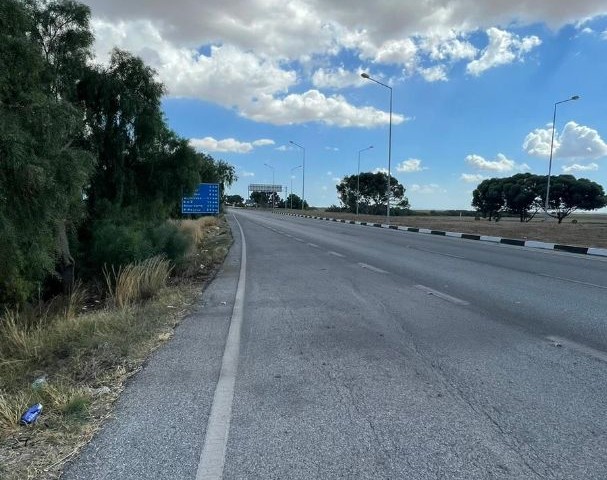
[63, 209, 607, 480]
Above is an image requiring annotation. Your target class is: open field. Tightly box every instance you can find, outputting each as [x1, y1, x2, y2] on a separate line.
[278, 209, 607, 249]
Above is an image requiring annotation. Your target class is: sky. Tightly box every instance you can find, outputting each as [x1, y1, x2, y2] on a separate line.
[82, 0, 607, 210]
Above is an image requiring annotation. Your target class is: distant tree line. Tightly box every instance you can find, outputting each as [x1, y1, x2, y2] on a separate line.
[247, 191, 308, 209]
[472, 173, 606, 223]
[0, 0, 235, 307]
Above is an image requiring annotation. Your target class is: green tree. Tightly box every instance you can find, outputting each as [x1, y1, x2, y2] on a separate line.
[225, 195, 245, 206]
[472, 178, 505, 220]
[0, 0, 94, 305]
[336, 172, 408, 215]
[502, 173, 542, 222]
[543, 175, 607, 223]
[285, 194, 308, 210]
[28, 0, 94, 100]
[250, 191, 269, 207]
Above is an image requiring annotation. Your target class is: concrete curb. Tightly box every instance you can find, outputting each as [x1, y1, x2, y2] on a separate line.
[275, 212, 607, 258]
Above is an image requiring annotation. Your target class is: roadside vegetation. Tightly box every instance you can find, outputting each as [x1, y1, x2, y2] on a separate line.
[0, 216, 231, 479]
[0, 1, 236, 478]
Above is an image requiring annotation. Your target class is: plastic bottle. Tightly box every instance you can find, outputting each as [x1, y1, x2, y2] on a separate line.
[20, 403, 43, 425]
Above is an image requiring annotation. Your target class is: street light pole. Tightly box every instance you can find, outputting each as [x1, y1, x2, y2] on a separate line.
[264, 163, 275, 210]
[361, 72, 392, 223]
[290, 165, 302, 210]
[356, 145, 373, 216]
[544, 95, 580, 218]
[290, 141, 306, 210]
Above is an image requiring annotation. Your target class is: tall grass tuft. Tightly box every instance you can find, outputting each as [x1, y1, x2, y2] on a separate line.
[104, 256, 172, 309]
[63, 281, 87, 321]
[0, 309, 42, 361]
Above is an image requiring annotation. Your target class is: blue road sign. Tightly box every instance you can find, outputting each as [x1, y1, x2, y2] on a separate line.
[182, 183, 220, 215]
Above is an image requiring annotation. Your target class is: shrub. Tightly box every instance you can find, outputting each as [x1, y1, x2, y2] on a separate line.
[87, 219, 193, 274]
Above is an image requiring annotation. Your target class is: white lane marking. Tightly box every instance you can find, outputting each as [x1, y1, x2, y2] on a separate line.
[307, 243, 320, 248]
[411, 246, 465, 259]
[358, 262, 388, 274]
[284, 234, 293, 238]
[293, 237, 304, 242]
[537, 273, 607, 290]
[414, 285, 470, 306]
[328, 251, 345, 258]
[546, 336, 607, 363]
[196, 215, 247, 480]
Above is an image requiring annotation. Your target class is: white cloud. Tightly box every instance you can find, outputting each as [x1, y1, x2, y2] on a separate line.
[372, 39, 418, 68]
[396, 159, 427, 173]
[562, 163, 599, 173]
[410, 184, 445, 194]
[466, 27, 541, 76]
[601, 30, 607, 40]
[523, 121, 607, 160]
[465, 153, 529, 172]
[252, 139, 275, 147]
[460, 173, 486, 183]
[373, 167, 389, 174]
[419, 65, 448, 82]
[275, 145, 292, 151]
[332, 177, 342, 182]
[240, 170, 255, 177]
[85, 1, 607, 126]
[189, 136, 274, 153]
[92, 21, 296, 103]
[86, 1, 607, 55]
[557, 122, 607, 159]
[91, 20, 398, 128]
[242, 90, 406, 127]
[420, 32, 477, 62]
[312, 67, 366, 89]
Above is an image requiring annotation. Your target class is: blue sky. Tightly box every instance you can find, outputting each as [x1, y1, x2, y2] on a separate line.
[84, 1, 607, 209]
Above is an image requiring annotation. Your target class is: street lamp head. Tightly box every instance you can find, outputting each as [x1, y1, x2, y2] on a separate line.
[361, 72, 370, 79]
[571, 95, 580, 100]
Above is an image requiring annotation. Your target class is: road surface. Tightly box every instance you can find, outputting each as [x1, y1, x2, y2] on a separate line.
[63, 209, 607, 479]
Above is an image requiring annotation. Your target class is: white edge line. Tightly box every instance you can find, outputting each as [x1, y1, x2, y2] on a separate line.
[546, 336, 607, 363]
[196, 215, 246, 480]
[358, 262, 388, 274]
[414, 285, 469, 306]
[328, 251, 345, 258]
[307, 243, 319, 248]
[537, 273, 607, 290]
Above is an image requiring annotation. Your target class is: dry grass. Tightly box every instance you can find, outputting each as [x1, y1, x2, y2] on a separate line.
[0, 215, 232, 479]
[103, 256, 172, 309]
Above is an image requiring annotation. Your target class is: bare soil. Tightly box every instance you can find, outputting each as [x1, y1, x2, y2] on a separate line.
[310, 211, 607, 249]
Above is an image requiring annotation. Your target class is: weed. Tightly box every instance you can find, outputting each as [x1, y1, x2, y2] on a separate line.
[104, 256, 172, 309]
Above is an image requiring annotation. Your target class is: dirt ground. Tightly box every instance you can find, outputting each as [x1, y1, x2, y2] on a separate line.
[308, 211, 607, 249]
